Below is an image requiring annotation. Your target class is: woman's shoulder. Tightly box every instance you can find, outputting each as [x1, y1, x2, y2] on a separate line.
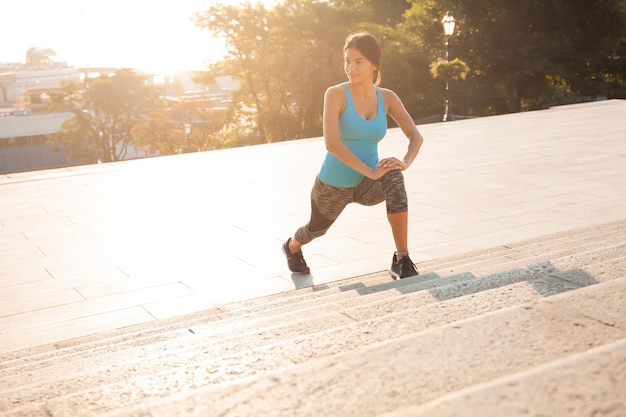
[326, 82, 347, 95]
[379, 87, 402, 108]
[325, 83, 347, 105]
[378, 86, 399, 99]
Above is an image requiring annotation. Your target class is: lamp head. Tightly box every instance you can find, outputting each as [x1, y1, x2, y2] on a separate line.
[442, 12, 456, 36]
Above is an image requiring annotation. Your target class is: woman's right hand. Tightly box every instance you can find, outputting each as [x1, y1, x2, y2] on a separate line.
[368, 165, 398, 180]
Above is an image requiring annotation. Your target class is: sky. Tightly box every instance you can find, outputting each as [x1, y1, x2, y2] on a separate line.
[0, 0, 276, 77]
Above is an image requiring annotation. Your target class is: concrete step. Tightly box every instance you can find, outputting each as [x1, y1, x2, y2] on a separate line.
[2, 277, 624, 415]
[420, 219, 626, 270]
[382, 338, 626, 417]
[0, 272, 539, 401]
[4, 217, 623, 369]
[94, 276, 625, 417]
[425, 220, 626, 277]
[1, 236, 621, 388]
[2, 218, 622, 371]
[0, 221, 624, 416]
[0, 272, 434, 379]
[236, 219, 626, 311]
[0, 275, 608, 417]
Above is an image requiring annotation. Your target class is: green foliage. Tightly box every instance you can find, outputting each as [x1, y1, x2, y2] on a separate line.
[194, 0, 368, 144]
[50, 0, 626, 163]
[132, 98, 227, 155]
[130, 110, 179, 156]
[405, 0, 626, 113]
[430, 58, 470, 81]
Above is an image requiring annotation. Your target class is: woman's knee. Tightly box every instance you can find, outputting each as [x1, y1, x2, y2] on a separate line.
[382, 170, 405, 187]
[383, 170, 408, 213]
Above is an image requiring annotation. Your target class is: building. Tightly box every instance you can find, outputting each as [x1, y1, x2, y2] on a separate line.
[0, 47, 82, 174]
[0, 48, 152, 174]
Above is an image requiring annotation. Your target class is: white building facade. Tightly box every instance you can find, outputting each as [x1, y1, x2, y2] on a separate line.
[0, 65, 81, 174]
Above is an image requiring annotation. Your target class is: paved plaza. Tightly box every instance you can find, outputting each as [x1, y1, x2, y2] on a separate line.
[1, 99, 625, 354]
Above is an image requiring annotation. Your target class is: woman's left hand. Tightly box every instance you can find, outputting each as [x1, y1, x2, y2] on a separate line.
[378, 157, 407, 171]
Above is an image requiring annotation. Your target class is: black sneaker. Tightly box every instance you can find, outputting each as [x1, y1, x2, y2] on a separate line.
[282, 238, 310, 274]
[389, 254, 419, 279]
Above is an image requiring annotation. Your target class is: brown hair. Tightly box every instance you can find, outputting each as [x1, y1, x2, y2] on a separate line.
[344, 32, 382, 85]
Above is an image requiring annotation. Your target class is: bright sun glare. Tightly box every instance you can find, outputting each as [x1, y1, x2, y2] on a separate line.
[1, 0, 278, 77]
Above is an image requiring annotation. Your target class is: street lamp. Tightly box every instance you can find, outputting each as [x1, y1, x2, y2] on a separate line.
[184, 123, 191, 149]
[441, 11, 456, 121]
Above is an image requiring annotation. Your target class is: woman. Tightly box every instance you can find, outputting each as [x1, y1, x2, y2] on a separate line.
[283, 32, 424, 279]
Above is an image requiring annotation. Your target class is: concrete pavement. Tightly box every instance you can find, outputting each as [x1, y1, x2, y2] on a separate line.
[1, 99, 625, 354]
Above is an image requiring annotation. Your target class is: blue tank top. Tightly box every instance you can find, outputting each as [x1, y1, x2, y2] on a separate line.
[318, 83, 387, 188]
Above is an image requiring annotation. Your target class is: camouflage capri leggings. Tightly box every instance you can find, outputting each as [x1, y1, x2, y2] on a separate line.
[294, 169, 408, 245]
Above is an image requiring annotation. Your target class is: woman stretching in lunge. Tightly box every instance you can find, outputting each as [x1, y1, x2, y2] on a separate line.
[283, 32, 424, 279]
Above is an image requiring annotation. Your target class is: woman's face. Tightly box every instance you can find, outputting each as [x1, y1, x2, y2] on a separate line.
[344, 47, 377, 84]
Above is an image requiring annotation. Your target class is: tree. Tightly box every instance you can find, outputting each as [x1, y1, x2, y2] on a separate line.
[368, 23, 441, 121]
[189, 0, 625, 143]
[131, 98, 227, 155]
[128, 108, 180, 156]
[404, 0, 626, 113]
[369, 0, 412, 25]
[50, 69, 163, 163]
[194, 0, 366, 143]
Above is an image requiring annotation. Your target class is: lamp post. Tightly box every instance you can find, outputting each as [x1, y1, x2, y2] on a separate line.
[184, 123, 191, 150]
[441, 11, 456, 122]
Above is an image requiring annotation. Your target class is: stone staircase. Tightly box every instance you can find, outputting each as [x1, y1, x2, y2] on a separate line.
[1, 220, 625, 417]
